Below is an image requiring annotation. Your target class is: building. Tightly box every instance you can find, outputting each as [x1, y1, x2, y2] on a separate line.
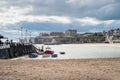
[56, 37, 76, 44]
[34, 37, 53, 44]
[76, 32, 105, 43]
[107, 28, 120, 43]
[50, 32, 65, 37]
[32, 29, 120, 44]
[39, 33, 50, 38]
[33, 30, 78, 44]
[65, 29, 77, 37]
[76, 36, 105, 43]
[79, 33, 94, 37]
[108, 28, 120, 36]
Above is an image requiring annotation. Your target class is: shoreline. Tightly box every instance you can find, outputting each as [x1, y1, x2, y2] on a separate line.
[10, 56, 120, 60]
[1, 57, 120, 61]
[34, 43, 120, 46]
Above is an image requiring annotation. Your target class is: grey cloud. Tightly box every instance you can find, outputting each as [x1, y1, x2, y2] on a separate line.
[0, 0, 120, 20]
[97, 3, 120, 20]
[28, 0, 120, 20]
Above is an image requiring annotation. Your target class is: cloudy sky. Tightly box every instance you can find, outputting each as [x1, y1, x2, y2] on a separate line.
[0, 0, 120, 40]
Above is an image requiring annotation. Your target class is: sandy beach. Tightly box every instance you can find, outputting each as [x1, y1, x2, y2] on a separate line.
[0, 58, 120, 80]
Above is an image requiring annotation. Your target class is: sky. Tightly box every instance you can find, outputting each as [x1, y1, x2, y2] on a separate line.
[0, 0, 120, 40]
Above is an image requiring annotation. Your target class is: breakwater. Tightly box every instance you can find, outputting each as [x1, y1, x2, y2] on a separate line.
[0, 43, 36, 59]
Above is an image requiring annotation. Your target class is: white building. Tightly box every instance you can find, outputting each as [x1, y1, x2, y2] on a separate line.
[65, 29, 77, 37]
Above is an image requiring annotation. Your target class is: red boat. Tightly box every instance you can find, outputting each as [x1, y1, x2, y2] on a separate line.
[44, 47, 54, 54]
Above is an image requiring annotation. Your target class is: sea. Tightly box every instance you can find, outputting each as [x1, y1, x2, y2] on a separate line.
[34, 44, 120, 59]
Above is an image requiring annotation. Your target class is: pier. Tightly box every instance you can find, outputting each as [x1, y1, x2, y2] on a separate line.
[0, 43, 36, 59]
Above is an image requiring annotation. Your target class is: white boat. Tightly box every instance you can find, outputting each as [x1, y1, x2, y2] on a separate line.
[42, 54, 51, 58]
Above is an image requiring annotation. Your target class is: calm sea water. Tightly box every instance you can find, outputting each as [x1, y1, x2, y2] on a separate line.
[34, 44, 120, 59]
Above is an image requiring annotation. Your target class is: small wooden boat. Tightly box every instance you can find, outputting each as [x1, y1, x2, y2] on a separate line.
[45, 47, 54, 54]
[29, 53, 38, 58]
[37, 51, 44, 55]
[60, 52, 65, 54]
[51, 54, 58, 58]
[42, 54, 51, 58]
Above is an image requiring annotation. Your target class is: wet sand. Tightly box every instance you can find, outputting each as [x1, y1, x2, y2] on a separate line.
[0, 58, 120, 80]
